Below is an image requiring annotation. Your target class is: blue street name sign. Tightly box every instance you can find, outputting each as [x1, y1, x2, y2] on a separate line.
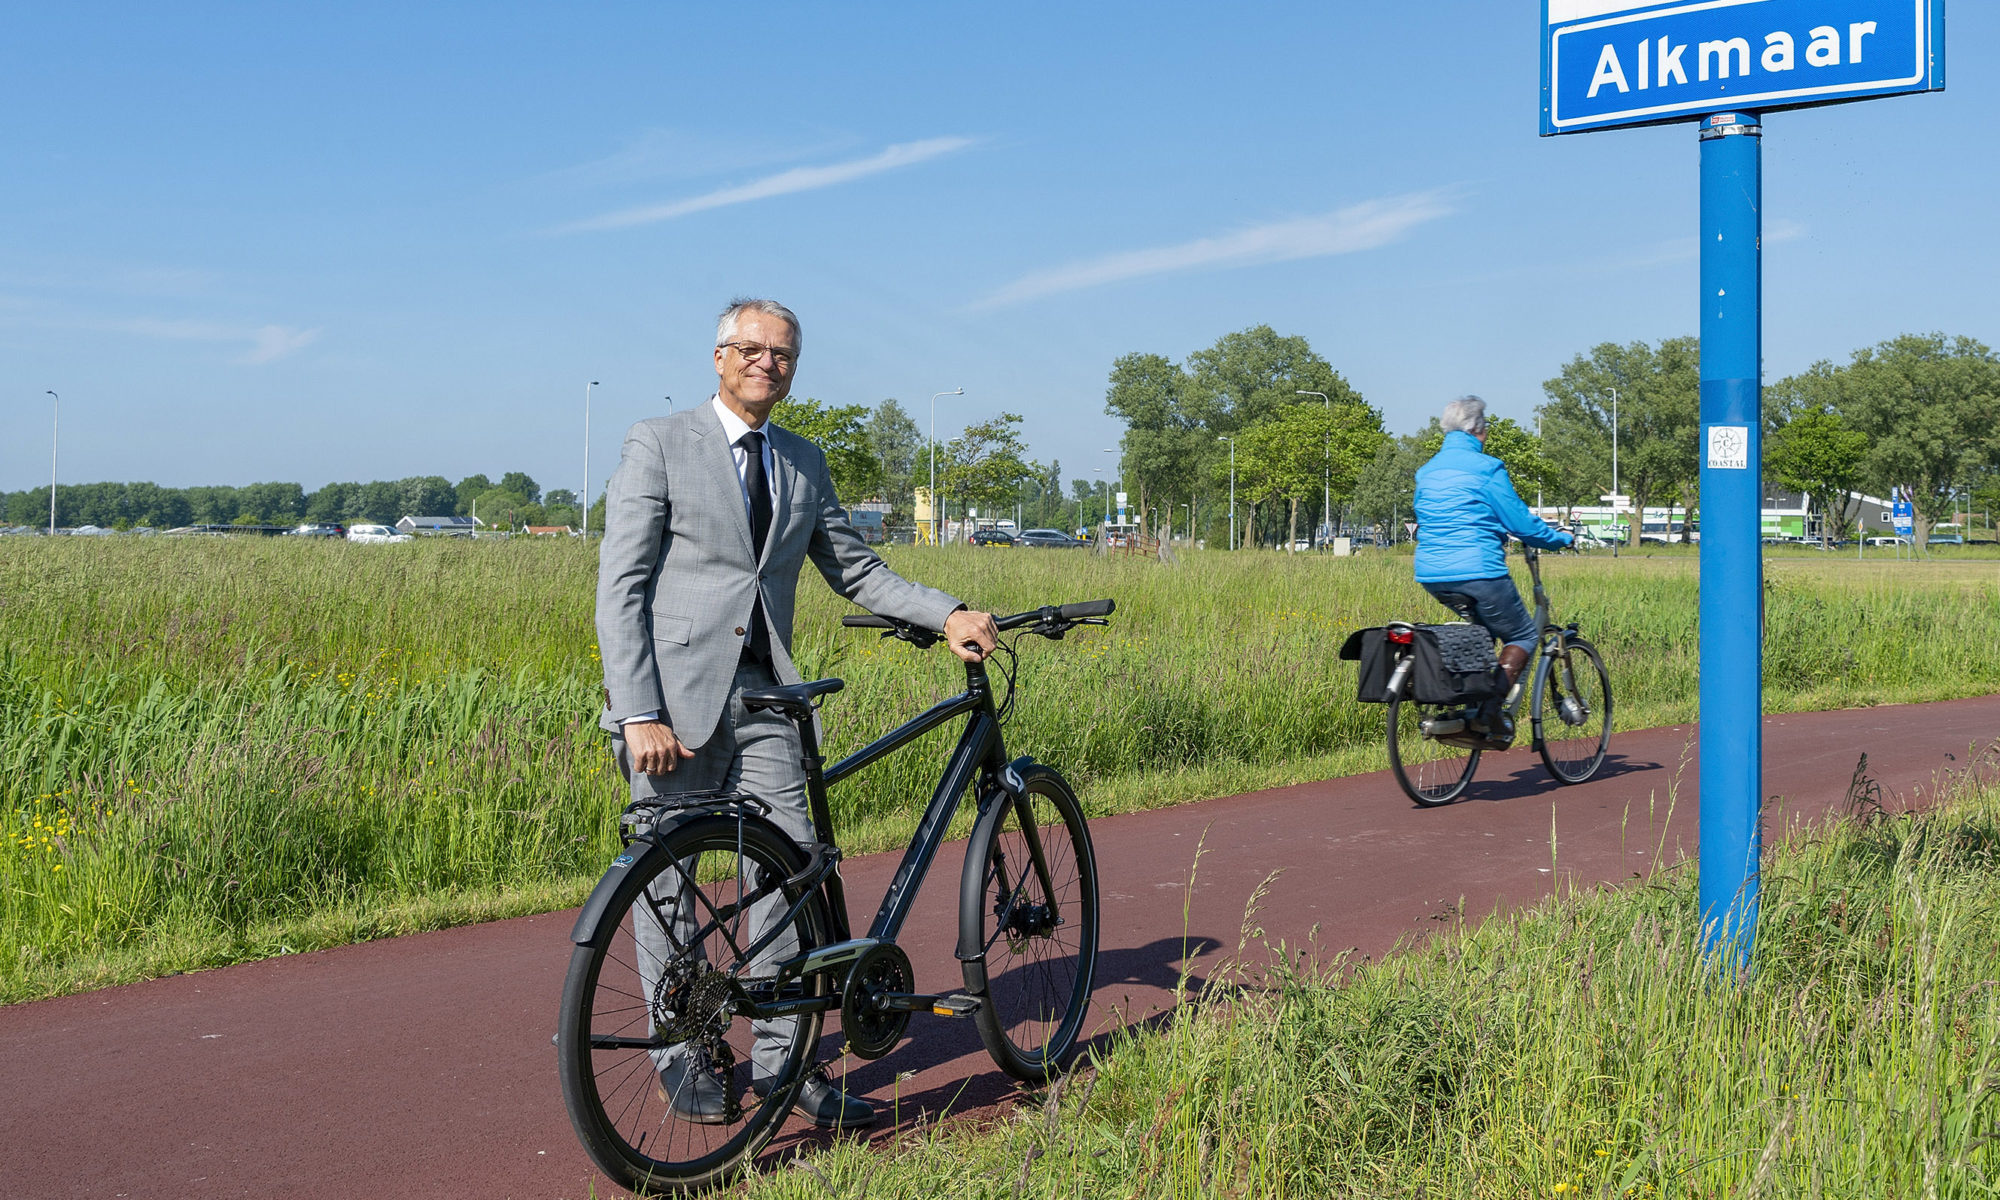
[1542, 0, 1944, 135]
[1893, 497, 1915, 534]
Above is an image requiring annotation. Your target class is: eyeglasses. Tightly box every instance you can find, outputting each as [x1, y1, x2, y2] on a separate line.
[718, 341, 797, 368]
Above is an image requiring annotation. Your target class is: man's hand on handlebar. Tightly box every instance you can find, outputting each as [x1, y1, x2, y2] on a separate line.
[943, 608, 999, 663]
[624, 719, 696, 776]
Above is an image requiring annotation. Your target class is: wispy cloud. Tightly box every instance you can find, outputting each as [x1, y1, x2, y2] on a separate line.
[9, 312, 320, 364]
[974, 190, 1458, 308]
[534, 128, 843, 191]
[558, 136, 977, 233]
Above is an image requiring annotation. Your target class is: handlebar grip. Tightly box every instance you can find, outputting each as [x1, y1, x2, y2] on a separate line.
[841, 615, 896, 629]
[1057, 599, 1115, 620]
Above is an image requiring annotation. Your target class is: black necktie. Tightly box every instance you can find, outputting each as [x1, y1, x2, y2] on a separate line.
[740, 430, 771, 558]
[740, 430, 772, 663]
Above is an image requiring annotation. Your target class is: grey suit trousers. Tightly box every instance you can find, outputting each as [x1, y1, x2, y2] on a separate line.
[612, 655, 815, 1083]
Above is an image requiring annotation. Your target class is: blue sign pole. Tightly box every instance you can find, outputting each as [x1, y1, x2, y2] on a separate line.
[1697, 111, 1763, 965]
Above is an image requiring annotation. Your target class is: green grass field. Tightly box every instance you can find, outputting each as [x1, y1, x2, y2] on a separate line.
[3, 538, 1998, 1002]
[739, 769, 2000, 1198]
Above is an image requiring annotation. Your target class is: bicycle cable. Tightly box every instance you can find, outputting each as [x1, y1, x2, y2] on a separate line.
[992, 633, 1023, 724]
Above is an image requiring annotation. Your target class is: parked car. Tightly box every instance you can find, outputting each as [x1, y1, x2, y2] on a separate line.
[1864, 535, 1910, 547]
[1929, 533, 1965, 546]
[348, 524, 412, 544]
[287, 522, 347, 538]
[969, 528, 1015, 547]
[1016, 528, 1083, 549]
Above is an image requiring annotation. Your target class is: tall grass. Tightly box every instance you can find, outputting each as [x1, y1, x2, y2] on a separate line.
[742, 767, 2000, 1198]
[3, 538, 1998, 1001]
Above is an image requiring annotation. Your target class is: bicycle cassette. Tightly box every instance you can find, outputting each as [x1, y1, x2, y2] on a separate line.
[840, 942, 913, 1060]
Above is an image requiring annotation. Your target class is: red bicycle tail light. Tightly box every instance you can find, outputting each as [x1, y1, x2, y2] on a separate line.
[1387, 628, 1414, 645]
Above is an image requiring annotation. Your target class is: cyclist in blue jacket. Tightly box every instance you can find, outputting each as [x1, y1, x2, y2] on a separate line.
[1412, 396, 1574, 736]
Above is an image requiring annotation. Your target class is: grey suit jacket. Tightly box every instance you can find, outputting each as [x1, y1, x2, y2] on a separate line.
[595, 401, 961, 747]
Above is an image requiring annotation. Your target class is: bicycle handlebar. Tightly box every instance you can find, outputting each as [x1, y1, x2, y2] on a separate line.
[840, 599, 1115, 644]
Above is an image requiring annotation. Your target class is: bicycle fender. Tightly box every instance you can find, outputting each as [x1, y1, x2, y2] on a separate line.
[955, 757, 1039, 978]
[569, 807, 804, 946]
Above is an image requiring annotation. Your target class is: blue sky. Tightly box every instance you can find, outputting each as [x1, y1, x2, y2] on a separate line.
[2, 2, 1993, 496]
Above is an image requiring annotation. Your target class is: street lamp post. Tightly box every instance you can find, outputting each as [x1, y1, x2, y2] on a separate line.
[1297, 391, 1331, 545]
[1605, 387, 1621, 554]
[581, 381, 600, 538]
[44, 390, 58, 536]
[929, 388, 963, 545]
[1216, 436, 1236, 550]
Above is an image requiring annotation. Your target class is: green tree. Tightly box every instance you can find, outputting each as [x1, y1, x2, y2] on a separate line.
[1105, 352, 1210, 535]
[358, 481, 402, 523]
[1539, 337, 1700, 544]
[399, 475, 459, 517]
[939, 413, 1034, 526]
[473, 488, 532, 529]
[497, 472, 540, 504]
[1834, 333, 2000, 548]
[453, 474, 493, 516]
[772, 396, 883, 503]
[1352, 424, 1439, 537]
[865, 400, 922, 521]
[1767, 406, 1870, 546]
[1233, 400, 1386, 549]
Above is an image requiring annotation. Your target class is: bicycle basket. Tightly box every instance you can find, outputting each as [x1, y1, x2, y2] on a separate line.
[1409, 624, 1503, 705]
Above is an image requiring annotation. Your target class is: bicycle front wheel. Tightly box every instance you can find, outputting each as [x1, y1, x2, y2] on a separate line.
[1535, 636, 1612, 784]
[557, 812, 832, 1195]
[1388, 680, 1482, 806]
[963, 764, 1099, 1082]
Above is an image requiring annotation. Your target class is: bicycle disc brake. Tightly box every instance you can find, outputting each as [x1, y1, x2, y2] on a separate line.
[651, 958, 737, 1046]
[840, 942, 913, 1060]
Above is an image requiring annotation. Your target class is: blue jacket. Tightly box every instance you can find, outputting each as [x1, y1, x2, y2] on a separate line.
[1413, 430, 1573, 583]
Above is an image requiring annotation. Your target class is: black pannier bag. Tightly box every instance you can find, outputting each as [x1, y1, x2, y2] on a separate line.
[1337, 628, 1396, 703]
[1409, 623, 1504, 704]
[1340, 624, 1503, 705]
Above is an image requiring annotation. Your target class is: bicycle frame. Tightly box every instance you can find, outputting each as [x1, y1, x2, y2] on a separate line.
[636, 654, 1066, 1026]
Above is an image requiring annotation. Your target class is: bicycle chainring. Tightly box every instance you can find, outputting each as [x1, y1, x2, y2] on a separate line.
[840, 942, 913, 1060]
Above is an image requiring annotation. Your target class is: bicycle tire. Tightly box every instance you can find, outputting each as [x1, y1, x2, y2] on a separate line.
[1535, 635, 1612, 785]
[963, 763, 1099, 1082]
[557, 812, 832, 1195]
[1386, 672, 1482, 807]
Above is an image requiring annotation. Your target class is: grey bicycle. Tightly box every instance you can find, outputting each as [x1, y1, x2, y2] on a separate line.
[1384, 547, 1612, 806]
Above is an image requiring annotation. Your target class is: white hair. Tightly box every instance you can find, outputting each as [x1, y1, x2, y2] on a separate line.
[1440, 395, 1488, 435]
[715, 298, 801, 352]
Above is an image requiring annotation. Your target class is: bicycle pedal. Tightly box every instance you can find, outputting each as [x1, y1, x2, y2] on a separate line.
[931, 994, 982, 1018]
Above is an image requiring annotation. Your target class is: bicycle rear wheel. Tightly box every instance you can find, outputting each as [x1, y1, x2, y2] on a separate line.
[963, 764, 1099, 1082]
[557, 812, 831, 1195]
[1387, 678, 1482, 806]
[1535, 636, 1612, 784]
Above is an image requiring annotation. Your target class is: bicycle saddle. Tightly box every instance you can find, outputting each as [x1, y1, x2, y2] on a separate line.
[742, 678, 845, 716]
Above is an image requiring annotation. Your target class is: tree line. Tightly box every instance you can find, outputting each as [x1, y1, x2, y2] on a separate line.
[1, 470, 595, 532]
[1107, 326, 2000, 551]
[19, 330, 1990, 547]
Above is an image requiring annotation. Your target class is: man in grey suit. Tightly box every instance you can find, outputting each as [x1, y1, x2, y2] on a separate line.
[596, 298, 997, 1130]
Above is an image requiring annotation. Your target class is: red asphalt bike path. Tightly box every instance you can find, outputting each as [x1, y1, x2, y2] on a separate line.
[5, 695, 1998, 1199]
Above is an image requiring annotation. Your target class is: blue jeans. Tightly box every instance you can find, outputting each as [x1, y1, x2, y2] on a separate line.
[1422, 576, 1537, 651]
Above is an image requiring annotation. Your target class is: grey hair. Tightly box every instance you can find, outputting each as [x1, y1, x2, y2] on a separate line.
[715, 298, 801, 352]
[1440, 395, 1488, 435]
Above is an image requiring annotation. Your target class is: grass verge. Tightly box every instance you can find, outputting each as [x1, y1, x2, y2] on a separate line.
[740, 768, 2000, 1198]
[5, 539, 1999, 1003]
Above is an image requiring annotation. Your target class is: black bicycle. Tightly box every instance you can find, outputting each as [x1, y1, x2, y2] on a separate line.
[556, 600, 1111, 1194]
[1385, 548, 1612, 805]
